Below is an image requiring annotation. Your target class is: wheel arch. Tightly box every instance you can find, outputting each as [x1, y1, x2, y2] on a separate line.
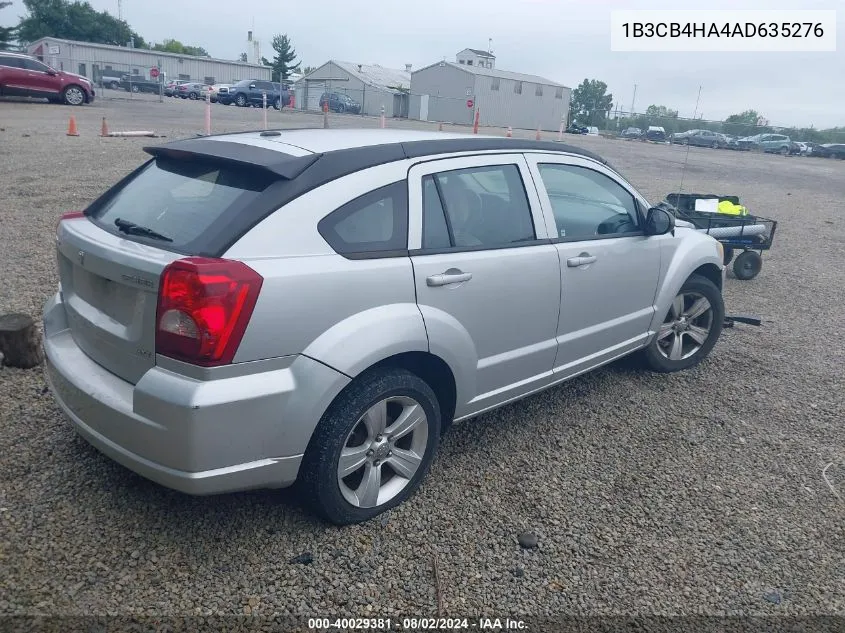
[368, 351, 458, 433]
[649, 240, 724, 334]
[690, 262, 723, 292]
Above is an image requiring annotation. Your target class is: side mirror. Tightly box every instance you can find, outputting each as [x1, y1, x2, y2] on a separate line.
[46, 69, 57, 76]
[644, 207, 675, 236]
[249, 84, 256, 89]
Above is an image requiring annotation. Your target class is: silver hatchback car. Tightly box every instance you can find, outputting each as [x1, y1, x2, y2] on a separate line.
[44, 130, 726, 524]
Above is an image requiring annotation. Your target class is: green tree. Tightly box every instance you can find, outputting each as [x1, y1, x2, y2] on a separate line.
[301, 65, 316, 75]
[238, 52, 248, 62]
[726, 109, 762, 125]
[152, 38, 209, 57]
[1, 1, 17, 50]
[263, 33, 300, 82]
[16, 0, 146, 47]
[645, 104, 678, 118]
[569, 79, 613, 128]
[724, 109, 768, 137]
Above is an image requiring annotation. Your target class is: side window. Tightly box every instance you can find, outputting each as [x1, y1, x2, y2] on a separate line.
[422, 176, 451, 250]
[537, 164, 640, 240]
[0, 56, 23, 68]
[422, 164, 536, 249]
[318, 181, 408, 256]
[22, 58, 48, 72]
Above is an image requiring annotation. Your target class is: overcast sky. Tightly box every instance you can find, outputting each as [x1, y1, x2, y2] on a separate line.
[2, 0, 842, 127]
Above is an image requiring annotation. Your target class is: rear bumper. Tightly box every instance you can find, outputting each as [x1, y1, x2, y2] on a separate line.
[42, 292, 350, 495]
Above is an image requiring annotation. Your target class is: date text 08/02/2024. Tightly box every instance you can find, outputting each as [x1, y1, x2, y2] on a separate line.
[307, 618, 528, 630]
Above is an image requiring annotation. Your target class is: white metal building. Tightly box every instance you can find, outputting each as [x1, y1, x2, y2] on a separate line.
[294, 61, 411, 118]
[456, 48, 496, 69]
[410, 58, 571, 131]
[25, 37, 271, 86]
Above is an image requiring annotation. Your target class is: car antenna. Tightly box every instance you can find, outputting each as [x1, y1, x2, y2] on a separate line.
[676, 85, 703, 199]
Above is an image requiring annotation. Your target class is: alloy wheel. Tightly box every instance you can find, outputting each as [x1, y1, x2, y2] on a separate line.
[64, 87, 84, 105]
[656, 292, 714, 361]
[337, 396, 428, 508]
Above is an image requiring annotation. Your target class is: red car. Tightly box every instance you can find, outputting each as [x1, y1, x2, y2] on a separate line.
[0, 51, 95, 106]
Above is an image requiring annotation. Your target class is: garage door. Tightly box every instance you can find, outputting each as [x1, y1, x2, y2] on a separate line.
[306, 81, 327, 112]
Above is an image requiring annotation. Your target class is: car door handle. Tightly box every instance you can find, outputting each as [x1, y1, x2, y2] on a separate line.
[426, 271, 473, 286]
[567, 255, 597, 267]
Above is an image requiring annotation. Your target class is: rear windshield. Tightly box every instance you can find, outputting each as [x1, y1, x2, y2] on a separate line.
[88, 157, 275, 252]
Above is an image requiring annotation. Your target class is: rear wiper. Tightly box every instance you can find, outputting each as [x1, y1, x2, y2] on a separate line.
[114, 218, 173, 242]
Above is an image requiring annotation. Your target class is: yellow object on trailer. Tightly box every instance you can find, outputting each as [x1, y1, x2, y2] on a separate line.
[717, 200, 749, 216]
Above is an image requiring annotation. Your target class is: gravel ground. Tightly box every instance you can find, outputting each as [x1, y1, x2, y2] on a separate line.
[1, 98, 844, 621]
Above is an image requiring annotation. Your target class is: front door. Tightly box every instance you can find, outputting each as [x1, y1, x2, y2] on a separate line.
[21, 57, 61, 98]
[408, 154, 562, 418]
[525, 155, 662, 378]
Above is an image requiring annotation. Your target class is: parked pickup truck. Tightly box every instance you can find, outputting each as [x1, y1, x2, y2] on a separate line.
[100, 74, 122, 89]
[120, 74, 162, 94]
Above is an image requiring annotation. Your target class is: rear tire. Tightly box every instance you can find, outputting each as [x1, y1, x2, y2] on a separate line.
[733, 251, 762, 280]
[273, 97, 281, 110]
[298, 367, 441, 525]
[641, 274, 724, 373]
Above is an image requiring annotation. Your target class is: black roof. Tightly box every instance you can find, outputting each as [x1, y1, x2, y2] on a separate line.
[144, 134, 611, 180]
[141, 132, 616, 257]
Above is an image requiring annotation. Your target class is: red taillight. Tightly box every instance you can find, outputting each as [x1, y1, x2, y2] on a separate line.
[56, 211, 85, 237]
[155, 257, 263, 366]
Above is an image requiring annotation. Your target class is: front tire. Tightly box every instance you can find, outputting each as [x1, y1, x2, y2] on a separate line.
[131, 84, 140, 93]
[299, 368, 441, 525]
[235, 93, 247, 107]
[62, 85, 85, 106]
[642, 274, 724, 373]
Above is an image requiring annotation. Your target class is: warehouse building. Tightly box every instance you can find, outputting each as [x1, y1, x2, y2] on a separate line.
[294, 61, 411, 118]
[410, 51, 571, 131]
[25, 37, 270, 87]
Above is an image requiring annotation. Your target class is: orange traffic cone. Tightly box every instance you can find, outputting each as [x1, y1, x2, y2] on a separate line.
[66, 115, 79, 136]
[506, 126, 512, 138]
[100, 117, 109, 137]
[535, 127, 541, 141]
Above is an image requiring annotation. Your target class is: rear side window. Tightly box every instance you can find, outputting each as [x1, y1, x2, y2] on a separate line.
[0, 56, 23, 68]
[318, 181, 408, 257]
[87, 158, 275, 251]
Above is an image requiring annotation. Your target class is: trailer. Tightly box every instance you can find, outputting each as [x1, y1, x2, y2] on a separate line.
[663, 193, 778, 281]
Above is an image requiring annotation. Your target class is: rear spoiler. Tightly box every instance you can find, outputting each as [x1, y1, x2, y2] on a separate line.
[143, 138, 319, 179]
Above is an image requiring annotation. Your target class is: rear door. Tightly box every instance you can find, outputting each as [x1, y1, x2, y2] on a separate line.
[58, 155, 278, 384]
[525, 153, 662, 378]
[0, 55, 29, 96]
[408, 154, 561, 416]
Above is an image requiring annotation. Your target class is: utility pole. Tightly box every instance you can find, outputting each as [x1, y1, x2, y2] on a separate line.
[630, 84, 637, 116]
[117, 0, 122, 21]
